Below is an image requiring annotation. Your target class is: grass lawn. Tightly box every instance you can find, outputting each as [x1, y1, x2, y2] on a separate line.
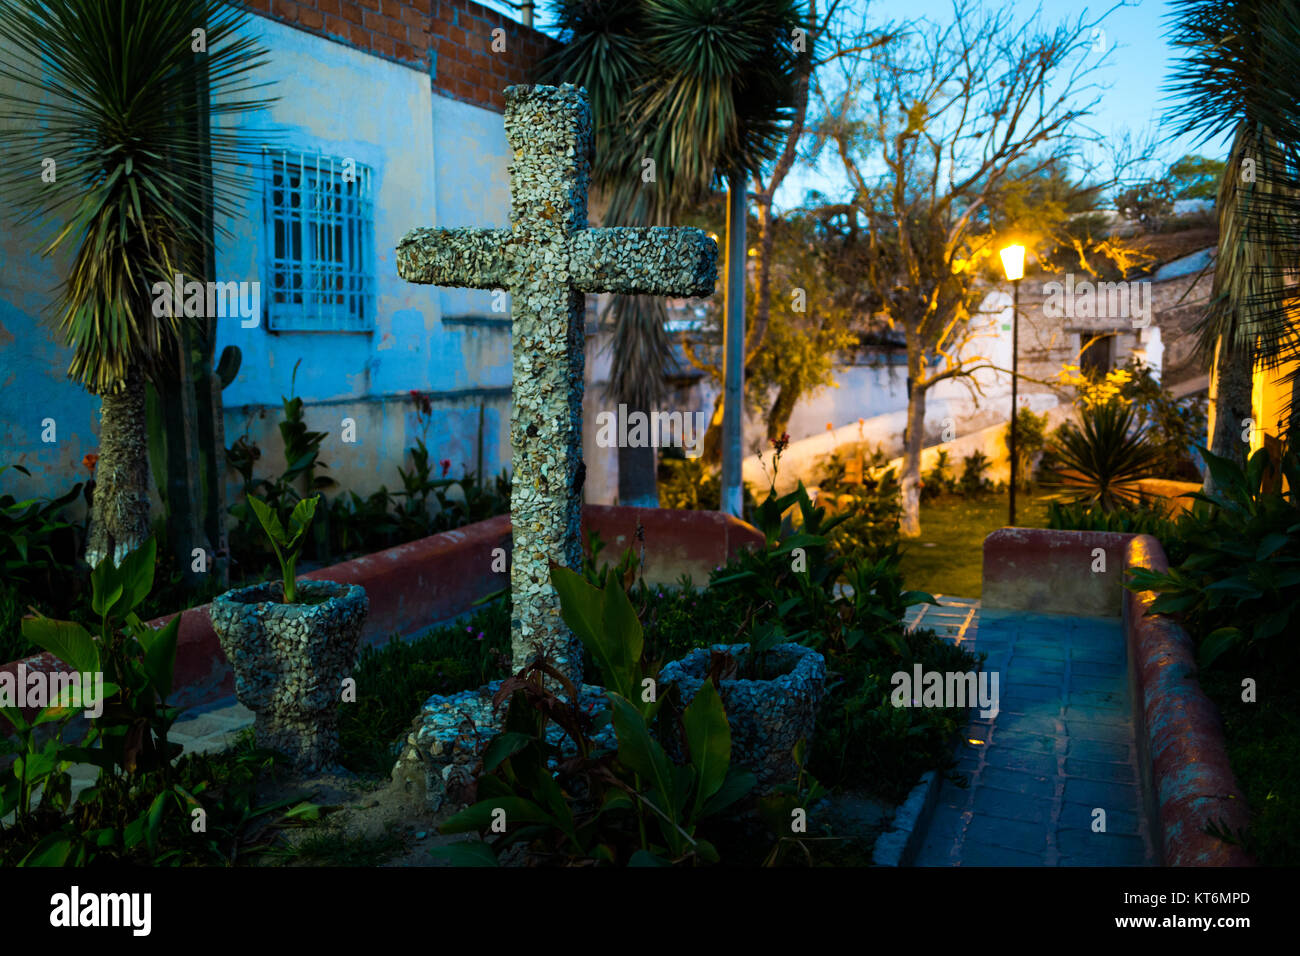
[899, 490, 1055, 599]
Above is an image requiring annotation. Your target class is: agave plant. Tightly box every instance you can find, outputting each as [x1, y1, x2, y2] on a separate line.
[0, 0, 273, 566]
[1043, 401, 1163, 512]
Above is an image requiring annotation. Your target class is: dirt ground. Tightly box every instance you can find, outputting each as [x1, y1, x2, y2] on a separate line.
[250, 766, 895, 867]
[253, 768, 468, 867]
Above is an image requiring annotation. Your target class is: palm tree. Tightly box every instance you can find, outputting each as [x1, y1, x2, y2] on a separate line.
[1164, 0, 1300, 476]
[0, 0, 272, 566]
[540, 0, 801, 507]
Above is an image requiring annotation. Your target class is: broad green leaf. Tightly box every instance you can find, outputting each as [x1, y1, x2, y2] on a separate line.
[20, 830, 74, 867]
[439, 797, 558, 835]
[145, 790, 168, 857]
[1198, 627, 1241, 670]
[1255, 533, 1290, 561]
[608, 692, 676, 821]
[287, 495, 320, 544]
[628, 849, 672, 866]
[552, 566, 640, 699]
[116, 536, 157, 614]
[429, 841, 500, 866]
[481, 732, 535, 773]
[248, 496, 287, 548]
[701, 768, 756, 818]
[282, 801, 323, 821]
[20, 617, 99, 674]
[141, 615, 180, 700]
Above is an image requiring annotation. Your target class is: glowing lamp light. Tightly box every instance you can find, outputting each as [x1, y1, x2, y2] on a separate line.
[1000, 244, 1026, 282]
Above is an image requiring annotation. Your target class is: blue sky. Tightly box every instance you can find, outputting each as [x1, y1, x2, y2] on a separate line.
[490, 0, 1228, 210]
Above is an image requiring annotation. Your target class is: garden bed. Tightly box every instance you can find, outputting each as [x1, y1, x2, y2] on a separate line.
[0, 505, 763, 717]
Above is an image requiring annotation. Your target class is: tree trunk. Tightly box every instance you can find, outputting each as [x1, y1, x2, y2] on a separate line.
[86, 370, 153, 568]
[618, 438, 658, 508]
[767, 382, 798, 441]
[900, 381, 927, 539]
[1207, 334, 1254, 490]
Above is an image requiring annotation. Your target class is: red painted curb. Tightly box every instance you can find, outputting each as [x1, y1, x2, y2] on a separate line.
[1124, 534, 1253, 867]
[2, 506, 762, 717]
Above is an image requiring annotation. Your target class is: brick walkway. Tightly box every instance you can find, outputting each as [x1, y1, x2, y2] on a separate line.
[905, 597, 1155, 867]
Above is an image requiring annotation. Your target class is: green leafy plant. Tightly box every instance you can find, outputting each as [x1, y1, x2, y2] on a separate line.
[435, 569, 754, 866]
[921, 449, 958, 500]
[757, 738, 829, 866]
[959, 451, 993, 497]
[1126, 445, 1300, 670]
[247, 494, 320, 604]
[1042, 400, 1162, 511]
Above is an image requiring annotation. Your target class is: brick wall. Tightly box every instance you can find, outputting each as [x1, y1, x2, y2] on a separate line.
[246, 0, 555, 112]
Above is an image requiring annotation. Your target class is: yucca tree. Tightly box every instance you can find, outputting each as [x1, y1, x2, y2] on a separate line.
[540, 0, 801, 506]
[0, 0, 272, 566]
[1164, 0, 1300, 480]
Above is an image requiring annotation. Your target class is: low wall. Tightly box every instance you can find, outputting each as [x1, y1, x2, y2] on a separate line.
[1124, 535, 1253, 866]
[983, 527, 1136, 617]
[2, 505, 763, 716]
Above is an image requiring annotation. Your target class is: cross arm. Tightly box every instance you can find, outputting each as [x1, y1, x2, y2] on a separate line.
[570, 227, 717, 299]
[395, 227, 513, 288]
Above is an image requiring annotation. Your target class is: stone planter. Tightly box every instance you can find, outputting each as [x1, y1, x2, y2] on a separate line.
[659, 642, 826, 790]
[210, 579, 368, 773]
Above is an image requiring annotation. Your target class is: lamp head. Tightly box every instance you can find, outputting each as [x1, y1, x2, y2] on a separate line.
[1000, 244, 1026, 282]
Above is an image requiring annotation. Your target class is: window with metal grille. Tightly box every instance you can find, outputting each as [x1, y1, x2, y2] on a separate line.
[263, 150, 375, 332]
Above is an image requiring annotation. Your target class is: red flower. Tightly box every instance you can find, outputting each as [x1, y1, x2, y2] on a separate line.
[440, 459, 451, 477]
[82, 452, 99, 473]
[769, 432, 790, 456]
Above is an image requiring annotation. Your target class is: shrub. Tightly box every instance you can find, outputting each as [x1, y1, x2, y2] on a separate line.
[1047, 500, 1190, 564]
[921, 449, 958, 500]
[1126, 446, 1300, 670]
[1042, 400, 1162, 510]
[1004, 407, 1048, 491]
[816, 445, 902, 564]
[959, 450, 994, 497]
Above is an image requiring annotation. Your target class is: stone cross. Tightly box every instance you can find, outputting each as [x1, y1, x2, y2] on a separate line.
[396, 84, 717, 687]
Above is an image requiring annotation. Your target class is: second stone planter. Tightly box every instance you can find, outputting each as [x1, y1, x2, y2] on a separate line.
[659, 642, 826, 791]
[210, 579, 368, 773]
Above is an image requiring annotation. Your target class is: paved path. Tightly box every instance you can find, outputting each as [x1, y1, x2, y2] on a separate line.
[904, 597, 1155, 867]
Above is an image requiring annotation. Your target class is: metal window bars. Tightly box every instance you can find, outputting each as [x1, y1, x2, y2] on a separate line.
[263, 149, 375, 332]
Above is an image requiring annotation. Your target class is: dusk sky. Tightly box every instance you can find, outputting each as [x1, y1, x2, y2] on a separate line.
[503, 0, 1228, 210]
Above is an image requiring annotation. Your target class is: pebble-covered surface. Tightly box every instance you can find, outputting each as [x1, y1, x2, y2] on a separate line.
[395, 84, 718, 689]
[392, 680, 617, 812]
[660, 643, 827, 791]
[210, 579, 368, 773]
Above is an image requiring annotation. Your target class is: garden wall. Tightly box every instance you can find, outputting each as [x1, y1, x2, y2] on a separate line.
[1, 505, 762, 715]
[983, 527, 1134, 618]
[1123, 534, 1253, 867]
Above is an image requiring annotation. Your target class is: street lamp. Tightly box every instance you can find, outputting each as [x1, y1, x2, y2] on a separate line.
[1000, 244, 1025, 527]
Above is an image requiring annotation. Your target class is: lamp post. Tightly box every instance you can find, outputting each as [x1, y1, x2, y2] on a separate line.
[1000, 244, 1025, 527]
